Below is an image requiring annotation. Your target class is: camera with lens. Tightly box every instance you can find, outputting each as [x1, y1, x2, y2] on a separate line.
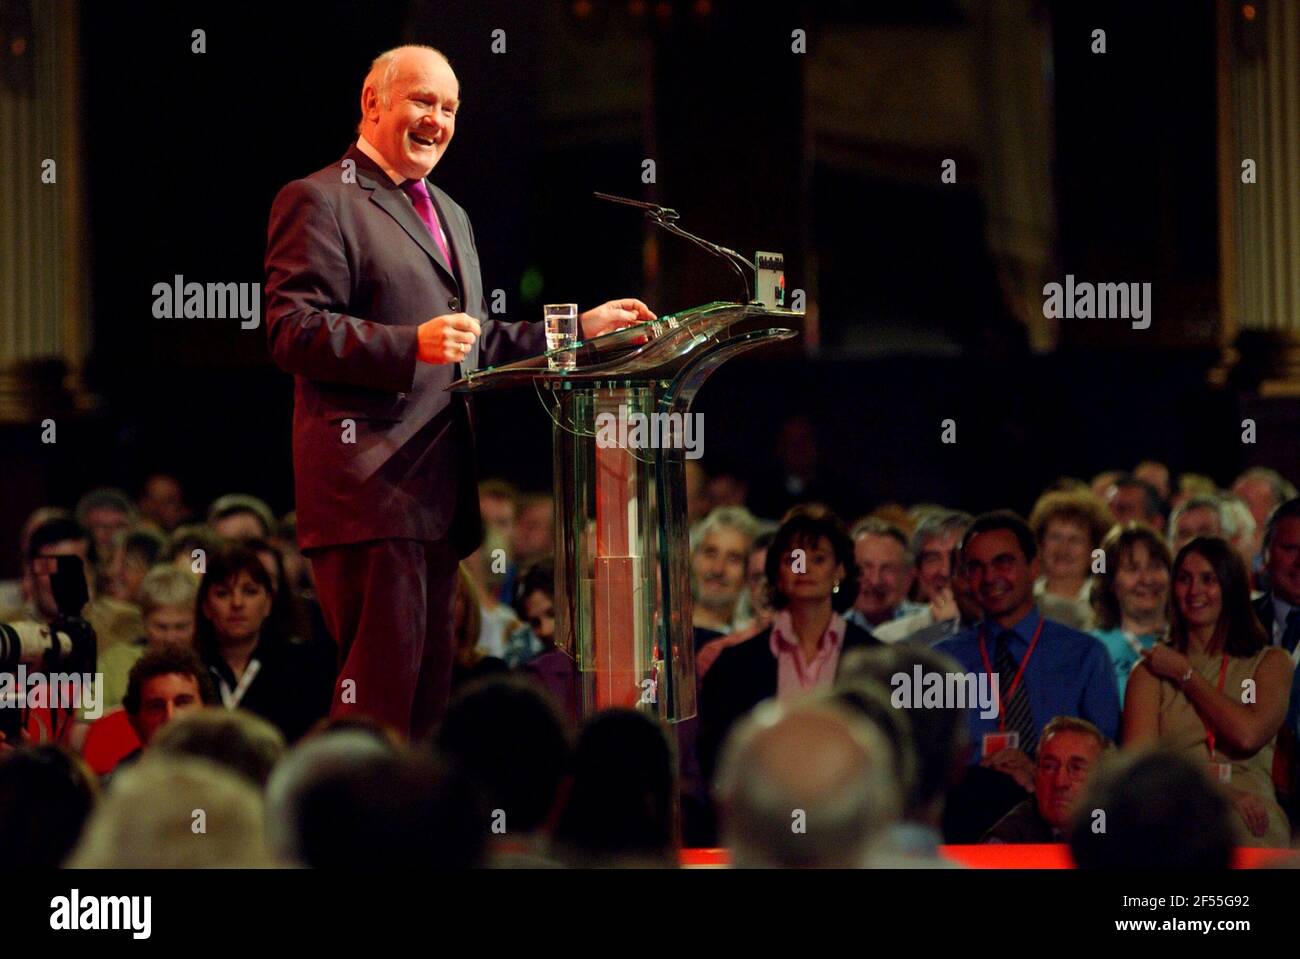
[0, 555, 98, 744]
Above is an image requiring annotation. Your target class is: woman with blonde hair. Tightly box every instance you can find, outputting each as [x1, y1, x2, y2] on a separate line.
[1090, 523, 1171, 704]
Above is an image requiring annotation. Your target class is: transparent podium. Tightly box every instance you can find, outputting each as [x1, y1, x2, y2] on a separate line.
[451, 301, 798, 722]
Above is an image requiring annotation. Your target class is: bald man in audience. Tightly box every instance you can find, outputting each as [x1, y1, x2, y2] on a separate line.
[714, 699, 901, 867]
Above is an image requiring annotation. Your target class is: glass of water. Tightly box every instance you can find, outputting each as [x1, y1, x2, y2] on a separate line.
[544, 303, 579, 371]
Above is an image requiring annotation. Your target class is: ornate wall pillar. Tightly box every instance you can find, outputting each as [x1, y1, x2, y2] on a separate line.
[0, 0, 93, 423]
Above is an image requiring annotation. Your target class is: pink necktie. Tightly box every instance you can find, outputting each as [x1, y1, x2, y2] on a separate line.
[401, 178, 453, 267]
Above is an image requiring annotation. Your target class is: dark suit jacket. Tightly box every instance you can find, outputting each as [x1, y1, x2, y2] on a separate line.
[1256, 591, 1279, 638]
[697, 619, 880, 786]
[264, 144, 545, 553]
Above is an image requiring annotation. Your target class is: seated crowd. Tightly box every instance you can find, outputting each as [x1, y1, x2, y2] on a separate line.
[1, 458, 1299, 868]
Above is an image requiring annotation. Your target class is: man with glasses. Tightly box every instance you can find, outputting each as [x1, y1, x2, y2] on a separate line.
[846, 518, 918, 633]
[983, 717, 1110, 843]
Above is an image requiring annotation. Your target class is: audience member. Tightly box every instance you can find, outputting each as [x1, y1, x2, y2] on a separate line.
[847, 516, 917, 631]
[270, 511, 313, 594]
[1028, 488, 1113, 626]
[504, 558, 555, 669]
[1219, 494, 1258, 573]
[905, 545, 984, 647]
[734, 527, 777, 632]
[98, 564, 199, 709]
[1168, 495, 1225, 553]
[195, 544, 334, 742]
[246, 536, 317, 647]
[68, 755, 272, 868]
[1121, 536, 1291, 846]
[435, 676, 573, 867]
[1172, 472, 1218, 510]
[136, 472, 190, 532]
[478, 478, 519, 543]
[105, 526, 168, 604]
[832, 679, 917, 808]
[1104, 474, 1167, 532]
[1069, 750, 1235, 869]
[699, 506, 876, 786]
[936, 511, 1119, 798]
[75, 487, 137, 562]
[553, 709, 679, 867]
[207, 493, 277, 542]
[714, 698, 900, 867]
[117, 645, 217, 767]
[165, 522, 224, 573]
[837, 644, 970, 862]
[690, 505, 761, 642]
[267, 741, 485, 868]
[1253, 498, 1300, 819]
[1089, 470, 1123, 501]
[150, 708, 286, 787]
[1090, 523, 1172, 704]
[0, 745, 98, 867]
[499, 492, 554, 603]
[464, 526, 517, 658]
[452, 563, 508, 692]
[983, 717, 1108, 843]
[1133, 460, 1172, 502]
[1233, 467, 1298, 557]
[874, 510, 972, 642]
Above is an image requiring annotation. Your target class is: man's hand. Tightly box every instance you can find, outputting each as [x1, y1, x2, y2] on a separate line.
[981, 746, 1036, 792]
[418, 313, 481, 365]
[579, 298, 656, 338]
[929, 585, 958, 623]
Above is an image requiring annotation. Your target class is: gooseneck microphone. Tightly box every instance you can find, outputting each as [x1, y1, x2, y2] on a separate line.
[593, 191, 755, 304]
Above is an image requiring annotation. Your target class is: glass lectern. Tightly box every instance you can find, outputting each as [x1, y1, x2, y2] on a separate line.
[450, 302, 799, 722]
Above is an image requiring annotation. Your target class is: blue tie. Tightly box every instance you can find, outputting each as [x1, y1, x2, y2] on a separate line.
[1283, 608, 1300, 655]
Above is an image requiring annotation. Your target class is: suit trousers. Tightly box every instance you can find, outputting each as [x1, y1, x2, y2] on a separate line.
[309, 537, 459, 740]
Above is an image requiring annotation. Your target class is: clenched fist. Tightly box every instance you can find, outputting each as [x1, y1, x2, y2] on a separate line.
[418, 313, 481, 365]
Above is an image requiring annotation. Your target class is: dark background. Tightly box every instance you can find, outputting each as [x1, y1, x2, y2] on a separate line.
[1, 0, 1277, 575]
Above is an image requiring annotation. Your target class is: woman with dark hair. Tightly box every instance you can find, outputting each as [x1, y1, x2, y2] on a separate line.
[245, 537, 312, 643]
[196, 544, 334, 743]
[697, 505, 879, 786]
[1122, 537, 1292, 846]
[552, 708, 679, 867]
[1090, 523, 1172, 704]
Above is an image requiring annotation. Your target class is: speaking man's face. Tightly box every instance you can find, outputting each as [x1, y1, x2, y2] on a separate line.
[365, 49, 459, 181]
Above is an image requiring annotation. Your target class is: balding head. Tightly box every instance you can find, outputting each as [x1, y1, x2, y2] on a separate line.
[358, 45, 459, 181]
[715, 700, 900, 868]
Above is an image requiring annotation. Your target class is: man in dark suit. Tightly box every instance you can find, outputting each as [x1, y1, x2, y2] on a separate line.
[1253, 497, 1300, 818]
[264, 45, 652, 738]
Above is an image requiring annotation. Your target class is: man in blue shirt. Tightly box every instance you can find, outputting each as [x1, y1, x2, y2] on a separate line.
[937, 511, 1120, 793]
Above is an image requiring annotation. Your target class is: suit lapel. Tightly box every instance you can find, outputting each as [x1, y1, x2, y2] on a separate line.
[430, 183, 483, 372]
[348, 148, 460, 288]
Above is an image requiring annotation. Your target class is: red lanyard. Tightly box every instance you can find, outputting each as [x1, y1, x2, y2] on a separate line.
[1202, 651, 1231, 760]
[977, 618, 1046, 732]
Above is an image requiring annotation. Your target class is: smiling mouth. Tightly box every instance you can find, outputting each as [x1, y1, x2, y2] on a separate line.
[410, 132, 436, 147]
